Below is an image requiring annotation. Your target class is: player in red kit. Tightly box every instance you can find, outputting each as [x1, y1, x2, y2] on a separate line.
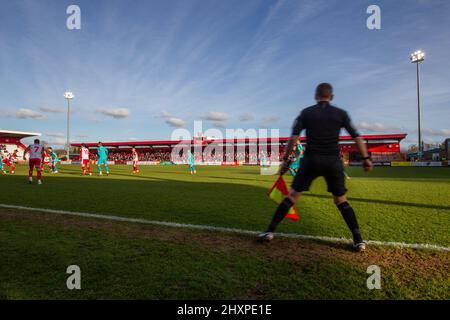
[4, 149, 18, 174]
[2, 151, 12, 173]
[42, 150, 51, 171]
[131, 147, 139, 174]
[23, 139, 45, 184]
[80, 143, 92, 176]
[1, 149, 11, 174]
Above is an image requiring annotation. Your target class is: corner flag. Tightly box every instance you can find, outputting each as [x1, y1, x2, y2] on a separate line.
[267, 176, 299, 222]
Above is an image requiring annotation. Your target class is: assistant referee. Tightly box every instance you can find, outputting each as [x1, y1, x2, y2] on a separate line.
[258, 83, 373, 252]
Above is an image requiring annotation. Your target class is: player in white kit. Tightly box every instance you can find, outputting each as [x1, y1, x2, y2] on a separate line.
[80, 143, 92, 175]
[23, 139, 45, 184]
[131, 148, 139, 174]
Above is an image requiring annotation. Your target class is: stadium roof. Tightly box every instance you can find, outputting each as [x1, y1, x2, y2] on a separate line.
[0, 129, 41, 139]
[71, 134, 407, 148]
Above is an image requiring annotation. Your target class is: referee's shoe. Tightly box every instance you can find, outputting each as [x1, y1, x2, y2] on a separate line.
[352, 242, 366, 252]
[256, 232, 274, 243]
[257, 231, 366, 252]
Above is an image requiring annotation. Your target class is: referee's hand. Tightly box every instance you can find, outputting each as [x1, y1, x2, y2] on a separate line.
[363, 159, 374, 172]
[279, 160, 291, 176]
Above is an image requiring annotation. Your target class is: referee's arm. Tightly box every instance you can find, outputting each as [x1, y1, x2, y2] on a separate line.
[343, 112, 374, 172]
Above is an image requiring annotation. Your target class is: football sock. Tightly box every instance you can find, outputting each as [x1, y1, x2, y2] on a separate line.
[337, 201, 362, 243]
[266, 197, 294, 233]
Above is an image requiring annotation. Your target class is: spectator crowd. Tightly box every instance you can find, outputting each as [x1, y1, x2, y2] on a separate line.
[107, 150, 171, 162]
[92, 149, 283, 164]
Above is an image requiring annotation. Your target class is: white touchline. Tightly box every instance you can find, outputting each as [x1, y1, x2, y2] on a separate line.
[1, 203, 449, 252]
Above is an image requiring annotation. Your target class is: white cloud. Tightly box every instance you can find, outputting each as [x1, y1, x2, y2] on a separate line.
[16, 108, 46, 119]
[356, 122, 402, 133]
[421, 128, 450, 137]
[165, 117, 186, 128]
[160, 111, 172, 118]
[40, 106, 64, 113]
[260, 116, 280, 128]
[45, 137, 66, 146]
[203, 111, 229, 122]
[203, 111, 229, 128]
[357, 123, 449, 141]
[41, 132, 66, 146]
[97, 108, 130, 119]
[240, 112, 254, 122]
[160, 111, 186, 128]
[45, 132, 65, 138]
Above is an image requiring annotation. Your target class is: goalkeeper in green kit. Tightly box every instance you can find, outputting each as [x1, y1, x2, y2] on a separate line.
[47, 147, 60, 174]
[97, 142, 110, 175]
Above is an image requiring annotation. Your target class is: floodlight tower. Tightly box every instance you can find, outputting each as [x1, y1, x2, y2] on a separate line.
[410, 50, 425, 160]
[64, 91, 74, 161]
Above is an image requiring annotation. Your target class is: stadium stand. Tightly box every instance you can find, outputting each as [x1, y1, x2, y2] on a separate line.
[72, 134, 407, 165]
[0, 129, 41, 160]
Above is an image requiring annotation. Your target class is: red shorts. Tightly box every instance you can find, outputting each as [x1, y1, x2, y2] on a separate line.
[3, 159, 11, 166]
[81, 159, 90, 166]
[29, 158, 42, 170]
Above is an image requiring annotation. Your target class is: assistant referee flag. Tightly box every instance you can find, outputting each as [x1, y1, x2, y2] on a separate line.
[267, 176, 299, 221]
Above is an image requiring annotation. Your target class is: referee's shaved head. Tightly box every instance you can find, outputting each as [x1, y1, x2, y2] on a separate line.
[315, 83, 334, 101]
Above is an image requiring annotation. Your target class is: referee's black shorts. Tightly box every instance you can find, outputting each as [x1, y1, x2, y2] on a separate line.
[291, 154, 347, 197]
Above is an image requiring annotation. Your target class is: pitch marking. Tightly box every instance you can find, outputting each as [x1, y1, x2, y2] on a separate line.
[0, 203, 448, 252]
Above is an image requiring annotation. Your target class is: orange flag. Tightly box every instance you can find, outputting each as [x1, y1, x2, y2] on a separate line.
[267, 176, 299, 222]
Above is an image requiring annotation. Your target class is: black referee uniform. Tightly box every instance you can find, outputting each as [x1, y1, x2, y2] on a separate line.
[259, 83, 371, 251]
[290, 101, 359, 196]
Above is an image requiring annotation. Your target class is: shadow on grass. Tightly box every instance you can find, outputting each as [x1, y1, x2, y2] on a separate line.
[4, 167, 450, 215]
[0, 173, 288, 230]
[301, 193, 450, 211]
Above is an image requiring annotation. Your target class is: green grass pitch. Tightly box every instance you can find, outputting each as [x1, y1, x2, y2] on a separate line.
[0, 164, 449, 299]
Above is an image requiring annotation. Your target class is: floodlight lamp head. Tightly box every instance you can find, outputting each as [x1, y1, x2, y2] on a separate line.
[64, 91, 74, 99]
[410, 50, 425, 63]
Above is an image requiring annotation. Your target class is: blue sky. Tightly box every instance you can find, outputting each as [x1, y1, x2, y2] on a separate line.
[0, 0, 449, 147]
